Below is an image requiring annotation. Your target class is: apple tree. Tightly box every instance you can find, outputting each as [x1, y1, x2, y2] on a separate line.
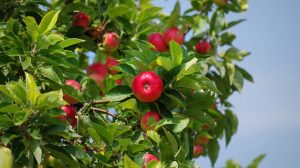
[0, 0, 262, 167]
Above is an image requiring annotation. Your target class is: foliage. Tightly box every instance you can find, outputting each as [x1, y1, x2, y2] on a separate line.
[0, 0, 263, 167]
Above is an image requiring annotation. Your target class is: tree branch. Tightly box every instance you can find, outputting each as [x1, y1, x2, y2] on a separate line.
[92, 99, 110, 105]
[91, 107, 118, 118]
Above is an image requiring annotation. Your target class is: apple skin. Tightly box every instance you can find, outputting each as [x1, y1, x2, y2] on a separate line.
[143, 153, 159, 168]
[147, 33, 168, 52]
[105, 56, 119, 75]
[213, 0, 228, 6]
[60, 105, 77, 128]
[103, 32, 119, 52]
[72, 12, 90, 28]
[195, 41, 212, 54]
[132, 71, 163, 102]
[193, 144, 204, 158]
[163, 27, 185, 45]
[140, 111, 161, 131]
[63, 80, 81, 104]
[87, 62, 108, 89]
[195, 135, 209, 145]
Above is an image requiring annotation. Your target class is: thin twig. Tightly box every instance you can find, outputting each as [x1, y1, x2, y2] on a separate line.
[91, 107, 118, 118]
[92, 99, 110, 105]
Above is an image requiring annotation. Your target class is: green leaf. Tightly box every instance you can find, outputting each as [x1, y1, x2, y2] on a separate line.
[156, 57, 174, 71]
[236, 65, 254, 82]
[208, 140, 220, 167]
[167, 1, 181, 27]
[0, 104, 20, 113]
[43, 144, 79, 167]
[169, 41, 183, 66]
[13, 109, 30, 126]
[174, 76, 202, 91]
[147, 130, 161, 144]
[91, 122, 113, 145]
[7, 48, 22, 57]
[124, 155, 139, 168]
[62, 85, 84, 103]
[23, 16, 39, 42]
[163, 128, 178, 156]
[21, 56, 32, 70]
[25, 73, 40, 105]
[29, 140, 42, 164]
[106, 85, 132, 101]
[39, 66, 62, 84]
[58, 38, 85, 48]
[39, 10, 61, 34]
[37, 91, 66, 110]
[246, 154, 266, 168]
[119, 98, 137, 110]
[6, 81, 26, 105]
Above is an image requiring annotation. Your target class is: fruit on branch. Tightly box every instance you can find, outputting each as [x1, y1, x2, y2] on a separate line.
[195, 135, 209, 145]
[140, 111, 161, 131]
[195, 41, 212, 54]
[147, 33, 168, 52]
[63, 80, 81, 104]
[213, 0, 228, 6]
[0, 147, 13, 168]
[87, 27, 101, 39]
[105, 56, 119, 75]
[72, 12, 90, 28]
[60, 105, 77, 128]
[87, 62, 108, 89]
[143, 153, 159, 168]
[164, 27, 185, 45]
[103, 32, 119, 52]
[193, 144, 204, 158]
[132, 71, 163, 102]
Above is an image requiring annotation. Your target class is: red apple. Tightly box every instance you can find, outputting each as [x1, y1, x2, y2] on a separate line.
[86, 62, 108, 76]
[213, 0, 228, 6]
[59, 105, 77, 128]
[103, 32, 119, 52]
[63, 80, 81, 104]
[72, 12, 90, 28]
[105, 56, 119, 75]
[140, 111, 161, 131]
[87, 62, 108, 88]
[195, 135, 209, 145]
[143, 153, 159, 168]
[147, 33, 168, 52]
[116, 79, 123, 85]
[163, 27, 185, 45]
[195, 41, 212, 54]
[132, 71, 163, 102]
[193, 144, 204, 158]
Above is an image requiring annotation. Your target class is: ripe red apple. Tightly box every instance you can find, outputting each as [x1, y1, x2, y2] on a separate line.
[116, 79, 123, 85]
[87, 62, 108, 89]
[140, 111, 161, 131]
[103, 32, 119, 52]
[195, 135, 209, 145]
[63, 80, 81, 104]
[143, 153, 159, 168]
[195, 41, 212, 54]
[72, 12, 90, 28]
[105, 56, 119, 75]
[193, 144, 204, 158]
[132, 71, 163, 102]
[213, 0, 228, 6]
[163, 27, 185, 45]
[147, 33, 168, 52]
[59, 105, 77, 128]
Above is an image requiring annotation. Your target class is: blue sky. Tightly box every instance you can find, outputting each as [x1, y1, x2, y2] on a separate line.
[153, 0, 300, 167]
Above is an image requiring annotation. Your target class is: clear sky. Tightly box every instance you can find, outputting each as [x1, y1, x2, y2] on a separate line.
[152, 0, 300, 167]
